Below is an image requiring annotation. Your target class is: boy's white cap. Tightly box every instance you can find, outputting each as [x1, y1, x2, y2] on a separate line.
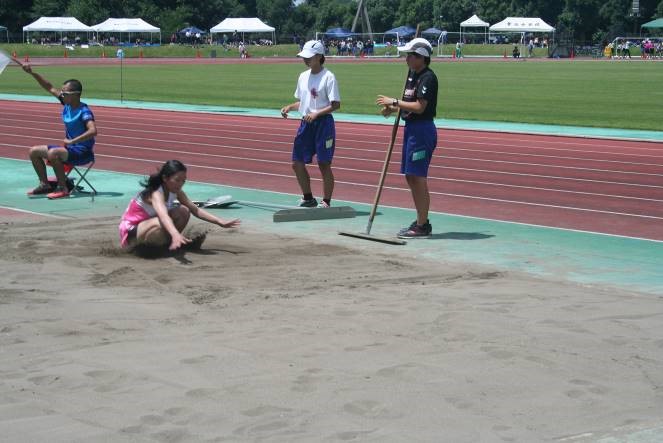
[298, 40, 325, 58]
[397, 37, 433, 57]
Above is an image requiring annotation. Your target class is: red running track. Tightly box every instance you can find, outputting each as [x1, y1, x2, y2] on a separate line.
[1, 100, 663, 240]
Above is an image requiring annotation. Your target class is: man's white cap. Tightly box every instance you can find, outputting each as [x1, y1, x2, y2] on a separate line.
[397, 37, 433, 57]
[298, 40, 325, 58]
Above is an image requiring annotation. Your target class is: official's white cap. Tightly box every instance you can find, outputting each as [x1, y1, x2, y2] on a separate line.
[397, 38, 433, 57]
[297, 40, 325, 58]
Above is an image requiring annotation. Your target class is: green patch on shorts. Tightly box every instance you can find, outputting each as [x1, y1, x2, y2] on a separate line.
[412, 150, 426, 161]
[325, 138, 334, 149]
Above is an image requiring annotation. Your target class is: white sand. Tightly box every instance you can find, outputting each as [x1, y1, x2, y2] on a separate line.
[1, 216, 662, 442]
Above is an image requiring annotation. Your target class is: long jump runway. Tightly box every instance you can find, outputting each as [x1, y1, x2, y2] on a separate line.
[1, 100, 662, 242]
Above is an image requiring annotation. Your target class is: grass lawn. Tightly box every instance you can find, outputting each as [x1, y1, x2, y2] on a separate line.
[1, 59, 661, 131]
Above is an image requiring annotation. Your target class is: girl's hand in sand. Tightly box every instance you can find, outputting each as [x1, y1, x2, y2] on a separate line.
[169, 232, 191, 250]
[220, 218, 240, 229]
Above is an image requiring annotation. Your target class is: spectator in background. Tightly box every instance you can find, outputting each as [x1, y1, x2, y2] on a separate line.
[513, 44, 520, 58]
[528, 39, 534, 57]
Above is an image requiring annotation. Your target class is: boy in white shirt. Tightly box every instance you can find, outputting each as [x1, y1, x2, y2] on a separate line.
[280, 40, 341, 208]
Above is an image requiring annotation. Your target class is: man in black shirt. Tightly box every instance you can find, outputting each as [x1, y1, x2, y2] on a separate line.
[377, 38, 438, 238]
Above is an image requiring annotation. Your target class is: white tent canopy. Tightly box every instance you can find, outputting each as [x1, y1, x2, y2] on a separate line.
[91, 18, 161, 44]
[210, 17, 275, 43]
[23, 16, 92, 43]
[461, 14, 489, 28]
[489, 17, 555, 33]
[210, 18, 274, 33]
[460, 14, 489, 43]
[23, 16, 92, 32]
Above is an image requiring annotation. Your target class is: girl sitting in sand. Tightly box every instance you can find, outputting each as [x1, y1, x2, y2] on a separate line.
[119, 160, 240, 251]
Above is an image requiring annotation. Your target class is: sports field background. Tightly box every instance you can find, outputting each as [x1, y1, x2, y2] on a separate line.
[1, 59, 662, 131]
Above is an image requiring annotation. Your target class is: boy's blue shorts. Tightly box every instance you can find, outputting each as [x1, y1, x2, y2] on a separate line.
[401, 120, 437, 177]
[48, 144, 95, 165]
[292, 114, 335, 164]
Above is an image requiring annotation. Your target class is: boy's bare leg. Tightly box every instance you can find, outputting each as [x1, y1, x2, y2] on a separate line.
[406, 175, 430, 225]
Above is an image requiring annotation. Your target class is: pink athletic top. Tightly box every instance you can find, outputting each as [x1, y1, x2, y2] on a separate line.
[118, 186, 178, 247]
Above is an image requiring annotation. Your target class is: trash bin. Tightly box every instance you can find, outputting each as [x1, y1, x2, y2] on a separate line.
[210, 49, 217, 58]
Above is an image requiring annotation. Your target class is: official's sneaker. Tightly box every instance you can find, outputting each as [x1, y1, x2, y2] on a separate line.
[46, 187, 70, 200]
[317, 200, 330, 208]
[27, 182, 54, 196]
[398, 220, 418, 236]
[397, 222, 432, 239]
[298, 198, 318, 208]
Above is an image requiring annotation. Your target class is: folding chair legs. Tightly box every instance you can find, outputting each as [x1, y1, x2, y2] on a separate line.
[67, 161, 97, 201]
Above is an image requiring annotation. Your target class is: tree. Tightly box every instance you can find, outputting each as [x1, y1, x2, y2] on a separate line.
[31, 0, 67, 18]
[66, 0, 109, 25]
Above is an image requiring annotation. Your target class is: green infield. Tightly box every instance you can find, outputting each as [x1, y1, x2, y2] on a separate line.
[1, 59, 661, 131]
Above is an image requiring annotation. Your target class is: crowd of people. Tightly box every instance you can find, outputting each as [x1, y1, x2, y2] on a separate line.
[605, 38, 663, 59]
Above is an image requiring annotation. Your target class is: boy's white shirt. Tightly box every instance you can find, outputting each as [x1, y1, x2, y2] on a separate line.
[294, 67, 340, 116]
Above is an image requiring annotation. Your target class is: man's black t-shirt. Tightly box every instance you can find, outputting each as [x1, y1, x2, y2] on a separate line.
[401, 67, 438, 121]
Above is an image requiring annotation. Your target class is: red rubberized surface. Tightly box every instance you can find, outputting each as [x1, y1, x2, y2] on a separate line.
[2, 100, 662, 240]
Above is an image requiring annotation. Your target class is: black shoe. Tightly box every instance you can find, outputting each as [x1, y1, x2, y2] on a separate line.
[397, 221, 432, 239]
[298, 198, 318, 208]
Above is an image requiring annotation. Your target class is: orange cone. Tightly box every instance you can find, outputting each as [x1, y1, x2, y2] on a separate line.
[139, 49, 144, 58]
[12, 51, 17, 58]
[196, 49, 201, 58]
[63, 50, 68, 58]
[101, 50, 106, 58]
[24, 54, 30, 62]
[503, 49, 507, 58]
[452, 50, 456, 59]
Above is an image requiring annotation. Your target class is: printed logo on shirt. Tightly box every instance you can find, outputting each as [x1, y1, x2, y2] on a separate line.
[310, 87, 319, 99]
[403, 88, 415, 99]
[422, 85, 428, 95]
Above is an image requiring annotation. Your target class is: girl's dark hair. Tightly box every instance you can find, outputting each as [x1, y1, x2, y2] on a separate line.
[320, 54, 326, 65]
[140, 160, 187, 198]
[423, 56, 431, 66]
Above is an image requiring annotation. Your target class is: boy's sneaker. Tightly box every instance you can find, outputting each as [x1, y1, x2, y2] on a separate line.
[298, 198, 318, 208]
[397, 221, 432, 239]
[398, 220, 418, 236]
[46, 187, 70, 200]
[317, 200, 330, 208]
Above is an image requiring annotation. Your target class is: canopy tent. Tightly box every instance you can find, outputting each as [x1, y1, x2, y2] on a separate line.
[421, 27, 443, 36]
[641, 18, 663, 29]
[179, 26, 206, 35]
[92, 18, 161, 44]
[384, 25, 416, 42]
[0, 25, 7, 42]
[324, 27, 355, 39]
[489, 17, 555, 33]
[460, 14, 489, 43]
[210, 18, 275, 43]
[23, 16, 92, 43]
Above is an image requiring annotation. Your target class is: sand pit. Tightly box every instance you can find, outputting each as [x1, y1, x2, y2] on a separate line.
[1, 216, 662, 442]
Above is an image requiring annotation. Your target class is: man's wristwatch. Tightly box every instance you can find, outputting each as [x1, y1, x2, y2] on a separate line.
[392, 99, 399, 106]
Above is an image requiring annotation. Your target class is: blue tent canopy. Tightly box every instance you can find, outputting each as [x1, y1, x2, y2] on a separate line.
[324, 27, 355, 38]
[384, 26, 416, 37]
[178, 26, 206, 35]
[422, 27, 444, 36]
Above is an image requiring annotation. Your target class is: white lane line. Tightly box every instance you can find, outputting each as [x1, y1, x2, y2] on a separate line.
[0, 205, 69, 219]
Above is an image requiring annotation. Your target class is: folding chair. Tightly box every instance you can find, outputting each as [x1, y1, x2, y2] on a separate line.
[46, 153, 97, 200]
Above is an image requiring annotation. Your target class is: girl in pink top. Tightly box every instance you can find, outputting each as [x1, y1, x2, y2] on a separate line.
[119, 160, 239, 250]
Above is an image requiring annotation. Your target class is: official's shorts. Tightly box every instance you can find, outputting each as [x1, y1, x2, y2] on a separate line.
[48, 143, 95, 165]
[401, 120, 437, 177]
[292, 114, 335, 164]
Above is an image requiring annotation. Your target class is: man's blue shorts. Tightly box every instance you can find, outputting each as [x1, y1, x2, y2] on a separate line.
[292, 114, 335, 164]
[401, 120, 437, 177]
[48, 144, 95, 165]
